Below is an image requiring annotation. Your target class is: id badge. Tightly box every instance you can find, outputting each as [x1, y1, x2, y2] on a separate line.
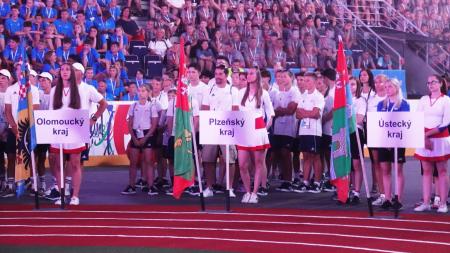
[301, 119, 311, 129]
[136, 129, 144, 138]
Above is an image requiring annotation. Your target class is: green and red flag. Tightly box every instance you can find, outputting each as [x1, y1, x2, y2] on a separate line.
[173, 37, 195, 199]
[330, 38, 356, 203]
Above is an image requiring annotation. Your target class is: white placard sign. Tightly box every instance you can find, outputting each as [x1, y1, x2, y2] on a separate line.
[199, 111, 256, 145]
[367, 112, 424, 148]
[34, 109, 90, 144]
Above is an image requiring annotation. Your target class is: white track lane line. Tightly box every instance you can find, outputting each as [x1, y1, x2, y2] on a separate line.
[1, 210, 449, 225]
[0, 233, 409, 253]
[1, 217, 449, 235]
[2, 224, 450, 246]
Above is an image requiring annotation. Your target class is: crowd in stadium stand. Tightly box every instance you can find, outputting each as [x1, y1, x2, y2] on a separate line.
[0, 0, 449, 212]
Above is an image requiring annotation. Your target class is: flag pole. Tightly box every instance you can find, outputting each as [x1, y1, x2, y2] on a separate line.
[225, 144, 231, 212]
[189, 116, 205, 211]
[59, 144, 65, 209]
[31, 151, 39, 209]
[355, 127, 373, 216]
[393, 147, 400, 218]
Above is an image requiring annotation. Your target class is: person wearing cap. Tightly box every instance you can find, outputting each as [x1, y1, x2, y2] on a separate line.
[2, 68, 40, 198]
[0, 69, 11, 192]
[48, 62, 107, 205]
[34, 72, 53, 196]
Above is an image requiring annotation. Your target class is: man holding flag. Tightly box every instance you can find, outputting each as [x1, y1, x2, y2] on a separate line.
[329, 38, 356, 204]
[2, 56, 40, 197]
[172, 37, 196, 199]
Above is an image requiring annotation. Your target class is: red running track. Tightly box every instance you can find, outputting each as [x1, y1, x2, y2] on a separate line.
[0, 204, 450, 253]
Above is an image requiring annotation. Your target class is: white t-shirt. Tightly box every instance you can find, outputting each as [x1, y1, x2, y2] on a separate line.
[49, 82, 103, 110]
[416, 95, 450, 129]
[127, 101, 159, 130]
[0, 92, 7, 135]
[362, 90, 385, 113]
[238, 89, 275, 119]
[39, 90, 51, 110]
[297, 89, 325, 136]
[189, 81, 208, 107]
[166, 97, 200, 136]
[4, 82, 40, 125]
[148, 39, 172, 58]
[322, 94, 334, 136]
[151, 92, 169, 111]
[269, 86, 300, 137]
[353, 96, 367, 129]
[202, 83, 239, 111]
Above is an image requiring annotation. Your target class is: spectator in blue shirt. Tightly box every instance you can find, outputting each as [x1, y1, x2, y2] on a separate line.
[56, 37, 76, 65]
[134, 69, 146, 88]
[5, 5, 24, 35]
[76, 11, 93, 33]
[83, 67, 98, 87]
[105, 65, 124, 100]
[16, 21, 34, 49]
[54, 9, 74, 38]
[115, 60, 128, 84]
[0, 1, 11, 20]
[105, 42, 125, 69]
[96, 79, 114, 100]
[110, 26, 129, 54]
[376, 78, 410, 209]
[84, 0, 101, 21]
[80, 37, 100, 73]
[68, 1, 80, 21]
[97, 0, 111, 8]
[31, 39, 48, 71]
[3, 35, 22, 66]
[0, 23, 6, 51]
[108, 0, 121, 21]
[41, 0, 58, 23]
[86, 26, 107, 53]
[32, 14, 48, 33]
[19, 0, 37, 21]
[95, 10, 115, 34]
[42, 50, 60, 78]
[121, 82, 139, 101]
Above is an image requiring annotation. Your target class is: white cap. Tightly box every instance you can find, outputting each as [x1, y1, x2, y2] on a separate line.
[39, 72, 53, 82]
[29, 69, 37, 77]
[72, 62, 85, 74]
[0, 69, 11, 79]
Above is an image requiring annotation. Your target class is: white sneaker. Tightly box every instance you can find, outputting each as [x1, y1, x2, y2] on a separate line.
[437, 205, 448, 213]
[69, 197, 80, 206]
[229, 189, 236, 198]
[54, 198, 62, 205]
[248, 193, 258, 204]
[432, 196, 441, 209]
[414, 203, 431, 212]
[372, 194, 385, 206]
[241, 192, 251, 203]
[203, 187, 214, 198]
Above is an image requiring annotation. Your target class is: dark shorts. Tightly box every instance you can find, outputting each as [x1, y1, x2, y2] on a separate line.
[350, 128, 366, 160]
[378, 148, 406, 164]
[163, 136, 174, 160]
[35, 144, 50, 154]
[6, 129, 16, 154]
[153, 128, 164, 149]
[297, 135, 322, 154]
[270, 135, 294, 150]
[130, 129, 156, 150]
[321, 134, 332, 153]
[81, 144, 90, 161]
[291, 137, 301, 153]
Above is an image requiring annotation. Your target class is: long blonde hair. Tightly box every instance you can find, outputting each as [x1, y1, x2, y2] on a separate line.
[382, 78, 403, 110]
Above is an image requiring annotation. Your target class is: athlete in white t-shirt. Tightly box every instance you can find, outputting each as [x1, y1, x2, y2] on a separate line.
[122, 85, 160, 196]
[201, 65, 239, 197]
[295, 72, 325, 194]
[3, 69, 40, 198]
[269, 69, 300, 192]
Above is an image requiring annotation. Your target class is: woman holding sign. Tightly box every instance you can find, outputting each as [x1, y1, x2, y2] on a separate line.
[49, 63, 106, 206]
[414, 75, 450, 213]
[376, 78, 410, 210]
[237, 67, 274, 204]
